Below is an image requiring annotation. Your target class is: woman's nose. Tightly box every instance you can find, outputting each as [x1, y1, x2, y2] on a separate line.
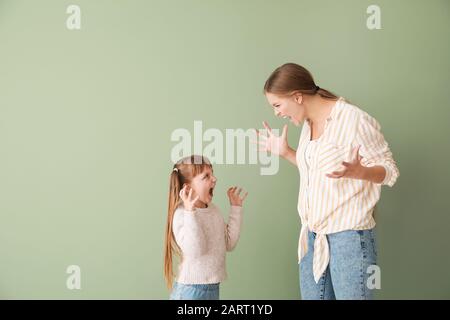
[274, 110, 281, 117]
[212, 176, 217, 182]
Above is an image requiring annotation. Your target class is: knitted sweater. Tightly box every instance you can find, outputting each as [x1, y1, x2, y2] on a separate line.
[172, 203, 243, 284]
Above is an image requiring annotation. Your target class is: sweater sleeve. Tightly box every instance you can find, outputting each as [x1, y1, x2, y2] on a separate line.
[172, 208, 207, 257]
[356, 112, 400, 187]
[225, 206, 243, 252]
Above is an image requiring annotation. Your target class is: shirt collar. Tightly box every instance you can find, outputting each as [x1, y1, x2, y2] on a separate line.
[327, 97, 343, 121]
[306, 97, 342, 125]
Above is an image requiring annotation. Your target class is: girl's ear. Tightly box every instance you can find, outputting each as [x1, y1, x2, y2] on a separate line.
[182, 183, 191, 190]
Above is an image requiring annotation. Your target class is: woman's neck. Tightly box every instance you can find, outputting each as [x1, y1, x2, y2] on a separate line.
[304, 95, 336, 125]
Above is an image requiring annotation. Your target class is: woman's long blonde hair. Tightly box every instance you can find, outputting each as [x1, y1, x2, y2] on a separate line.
[163, 155, 212, 289]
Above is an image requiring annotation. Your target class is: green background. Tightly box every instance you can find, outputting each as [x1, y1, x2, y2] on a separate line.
[1, 0, 449, 299]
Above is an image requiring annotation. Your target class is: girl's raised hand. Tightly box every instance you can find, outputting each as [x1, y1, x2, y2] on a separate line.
[227, 186, 248, 207]
[179, 185, 199, 212]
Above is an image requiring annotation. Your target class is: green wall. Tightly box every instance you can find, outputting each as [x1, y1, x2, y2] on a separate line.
[0, 0, 449, 299]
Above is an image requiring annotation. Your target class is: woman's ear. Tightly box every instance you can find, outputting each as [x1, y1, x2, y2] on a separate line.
[293, 92, 303, 105]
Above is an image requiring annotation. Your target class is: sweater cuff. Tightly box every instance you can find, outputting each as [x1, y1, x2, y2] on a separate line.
[230, 205, 243, 214]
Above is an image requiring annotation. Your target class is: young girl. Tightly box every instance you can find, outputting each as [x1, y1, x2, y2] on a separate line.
[164, 155, 248, 300]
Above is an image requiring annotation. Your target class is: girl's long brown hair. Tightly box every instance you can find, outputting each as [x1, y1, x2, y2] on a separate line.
[264, 63, 338, 100]
[163, 155, 212, 289]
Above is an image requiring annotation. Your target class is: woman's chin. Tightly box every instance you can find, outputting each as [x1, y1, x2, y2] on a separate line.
[291, 117, 301, 126]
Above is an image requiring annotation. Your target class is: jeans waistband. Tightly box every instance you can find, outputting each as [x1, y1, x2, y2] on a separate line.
[174, 282, 220, 291]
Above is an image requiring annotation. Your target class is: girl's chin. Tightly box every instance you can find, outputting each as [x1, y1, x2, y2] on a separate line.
[198, 196, 212, 206]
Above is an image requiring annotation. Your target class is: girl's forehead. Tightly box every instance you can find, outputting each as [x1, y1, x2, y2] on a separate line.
[202, 166, 213, 173]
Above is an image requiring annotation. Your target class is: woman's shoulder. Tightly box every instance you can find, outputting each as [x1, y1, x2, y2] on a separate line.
[338, 98, 375, 122]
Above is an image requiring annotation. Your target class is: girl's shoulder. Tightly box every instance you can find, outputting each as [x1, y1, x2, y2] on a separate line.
[207, 202, 218, 211]
[173, 204, 187, 220]
[173, 203, 221, 215]
[206, 203, 225, 216]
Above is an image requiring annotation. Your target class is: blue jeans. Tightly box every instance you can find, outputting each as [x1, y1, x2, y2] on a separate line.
[169, 282, 220, 300]
[299, 229, 378, 300]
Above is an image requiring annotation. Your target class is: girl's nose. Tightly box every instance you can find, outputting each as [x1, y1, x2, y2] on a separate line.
[212, 175, 217, 183]
[274, 110, 281, 117]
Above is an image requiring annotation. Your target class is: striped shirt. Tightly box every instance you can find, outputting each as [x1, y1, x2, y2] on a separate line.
[296, 97, 399, 283]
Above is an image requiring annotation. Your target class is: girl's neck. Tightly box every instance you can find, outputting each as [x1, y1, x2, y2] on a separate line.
[195, 200, 208, 209]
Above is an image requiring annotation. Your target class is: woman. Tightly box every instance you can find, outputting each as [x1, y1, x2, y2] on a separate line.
[256, 63, 399, 300]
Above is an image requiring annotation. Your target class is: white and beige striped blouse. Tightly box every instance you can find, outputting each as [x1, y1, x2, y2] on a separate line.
[296, 97, 399, 283]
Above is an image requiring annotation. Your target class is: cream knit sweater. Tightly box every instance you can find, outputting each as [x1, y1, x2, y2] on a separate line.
[172, 203, 243, 284]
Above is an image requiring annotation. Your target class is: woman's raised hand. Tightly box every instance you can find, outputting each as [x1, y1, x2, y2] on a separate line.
[326, 145, 364, 180]
[179, 185, 199, 212]
[254, 121, 290, 157]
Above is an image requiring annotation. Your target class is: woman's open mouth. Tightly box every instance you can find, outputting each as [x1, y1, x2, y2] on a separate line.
[209, 187, 214, 197]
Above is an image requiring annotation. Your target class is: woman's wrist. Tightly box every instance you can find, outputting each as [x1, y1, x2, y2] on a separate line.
[359, 165, 386, 184]
[281, 146, 297, 166]
[280, 146, 294, 159]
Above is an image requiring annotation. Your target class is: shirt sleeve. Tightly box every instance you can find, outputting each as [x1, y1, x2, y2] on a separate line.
[172, 208, 207, 257]
[356, 112, 400, 187]
[225, 206, 243, 252]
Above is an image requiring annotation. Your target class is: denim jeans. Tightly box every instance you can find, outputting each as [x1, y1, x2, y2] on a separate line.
[299, 229, 378, 300]
[169, 282, 220, 300]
